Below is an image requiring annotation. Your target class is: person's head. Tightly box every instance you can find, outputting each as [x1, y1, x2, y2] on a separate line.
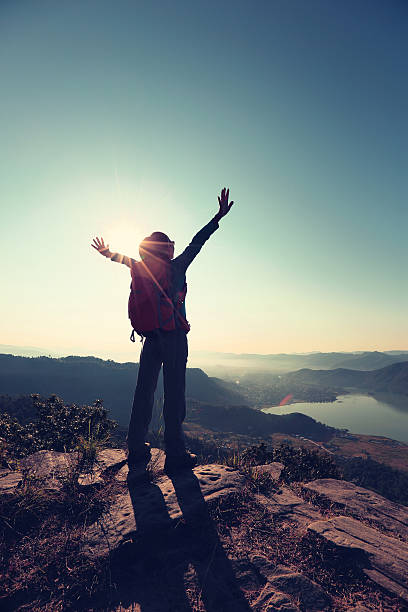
[139, 231, 175, 261]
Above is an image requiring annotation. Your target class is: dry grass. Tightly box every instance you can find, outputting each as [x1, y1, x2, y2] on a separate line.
[331, 433, 408, 473]
[206, 477, 407, 611]
[0, 460, 120, 611]
[1, 447, 407, 611]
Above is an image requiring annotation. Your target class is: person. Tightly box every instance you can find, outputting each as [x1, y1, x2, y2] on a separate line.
[92, 187, 234, 476]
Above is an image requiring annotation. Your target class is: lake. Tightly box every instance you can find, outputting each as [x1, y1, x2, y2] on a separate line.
[262, 393, 408, 444]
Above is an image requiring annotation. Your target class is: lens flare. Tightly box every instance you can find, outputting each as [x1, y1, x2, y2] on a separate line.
[279, 393, 293, 406]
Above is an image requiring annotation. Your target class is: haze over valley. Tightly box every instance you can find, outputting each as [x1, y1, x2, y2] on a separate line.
[1, 348, 408, 447]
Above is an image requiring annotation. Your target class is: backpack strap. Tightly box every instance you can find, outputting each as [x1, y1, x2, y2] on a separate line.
[130, 329, 145, 343]
[139, 260, 189, 329]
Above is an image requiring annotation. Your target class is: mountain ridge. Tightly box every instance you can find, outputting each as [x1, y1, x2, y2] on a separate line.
[3, 345, 408, 373]
[285, 361, 408, 395]
[0, 354, 246, 426]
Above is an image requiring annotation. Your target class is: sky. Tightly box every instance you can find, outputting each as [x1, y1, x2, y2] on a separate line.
[1, 0, 407, 360]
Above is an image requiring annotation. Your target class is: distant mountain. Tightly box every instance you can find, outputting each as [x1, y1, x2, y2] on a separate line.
[0, 344, 61, 358]
[366, 361, 408, 395]
[3, 345, 408, 373]
[0, 354, 245, 426]
[192, 350, 408, 374]
[333, 351, 406, 371]
[285, 361, 408, 395]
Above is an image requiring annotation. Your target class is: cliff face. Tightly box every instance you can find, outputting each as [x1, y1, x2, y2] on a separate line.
[1, 449, 407, 611]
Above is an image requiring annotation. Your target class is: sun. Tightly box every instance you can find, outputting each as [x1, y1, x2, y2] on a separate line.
[107, 220, 144, 258]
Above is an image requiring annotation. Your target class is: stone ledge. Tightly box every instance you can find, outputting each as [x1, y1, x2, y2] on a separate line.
[308, 515, 408, 602]
[84, 460, 246, 558]
[303, 478, 408, 541]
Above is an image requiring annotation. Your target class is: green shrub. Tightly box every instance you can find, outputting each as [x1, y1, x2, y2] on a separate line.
[240, 442, 342, 483]
[0, 394, 117, 461]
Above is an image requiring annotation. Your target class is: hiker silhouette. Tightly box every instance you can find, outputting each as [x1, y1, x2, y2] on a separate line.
[92, 187, 234, 476]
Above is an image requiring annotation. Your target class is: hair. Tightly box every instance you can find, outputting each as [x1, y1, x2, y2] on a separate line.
[139, 232, 174, 261]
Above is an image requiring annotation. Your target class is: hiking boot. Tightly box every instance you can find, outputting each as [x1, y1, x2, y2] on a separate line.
[127, 444, 151, 484]
[164, 452, 197, 475]
[127, 443, 151, 468]
[127, 464, 150, 485]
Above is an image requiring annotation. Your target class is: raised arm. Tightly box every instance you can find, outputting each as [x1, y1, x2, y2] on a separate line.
[214, 187, 234, 222]
[91, 236, 136, 268]
[173, 187, 234, 272]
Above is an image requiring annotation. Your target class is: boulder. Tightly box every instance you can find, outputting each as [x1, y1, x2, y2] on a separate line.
[249, 555, 285, 582]
[77, 471, 104, 487]
[254, 462, 284, 481]
[267, 573, 331, 611]
[254, 485, 322, 526]
[230, 559, 265, 590]
[249, 556, 331, 610]
[19, 450, 77, 490]
[303, 478, 408, 541]
[78, 448, 127, 487]
[308, 515, 408, 601]
[0, 469, 23, 494]
[84, 461, 246, 558]
[252, 584, 300, 612]
[94, 448, 127, 471]
[257, 485, 304, 513]
[16, 449, 127, 490]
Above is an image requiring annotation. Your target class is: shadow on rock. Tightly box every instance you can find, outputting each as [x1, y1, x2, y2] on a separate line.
[110, 470, 251, 612]
[170, 469, 252, 612]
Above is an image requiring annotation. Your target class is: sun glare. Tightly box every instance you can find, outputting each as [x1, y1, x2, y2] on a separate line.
[107, 222, 143, 259]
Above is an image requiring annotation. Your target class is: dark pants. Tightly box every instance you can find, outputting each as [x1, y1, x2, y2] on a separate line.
[127, 329, 188, 456]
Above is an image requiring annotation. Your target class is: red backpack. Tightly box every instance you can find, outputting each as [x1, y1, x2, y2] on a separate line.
[128, 260, 189, 341]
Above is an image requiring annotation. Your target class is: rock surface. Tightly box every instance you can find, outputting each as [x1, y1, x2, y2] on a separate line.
[308, 515, 408, 601]
[115, 448, 164, 482]
[254, 484, 322, 527]
[254, 462, 284, 481]
[0, 469, 23, 494]
[94, 448, 127, 472]
[84, 458, 246, 558]
[4, 449, 127, 490]
[267, 573, 331, 611]
[4, 447, 408, 609]
[303, 478, 408, 541]
[252, 584, 301, 612]
[250, 563, 330, 611]
[78, 448, 127, 486]
[20, 450, 77, 490]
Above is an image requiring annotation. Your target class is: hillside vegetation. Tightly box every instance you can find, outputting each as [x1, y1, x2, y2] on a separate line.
[0, 354, 347, 424]
[187, 402, 336, 441]
[285, 361, 408, 395]
[0, 354, 245, 426]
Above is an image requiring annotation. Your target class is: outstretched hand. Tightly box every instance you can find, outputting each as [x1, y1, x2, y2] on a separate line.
[216, 187, 234, 220]
[91, 236, 111, 257]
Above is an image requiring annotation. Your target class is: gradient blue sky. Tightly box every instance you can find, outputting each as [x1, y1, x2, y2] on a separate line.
[1, 0, 407, 359]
